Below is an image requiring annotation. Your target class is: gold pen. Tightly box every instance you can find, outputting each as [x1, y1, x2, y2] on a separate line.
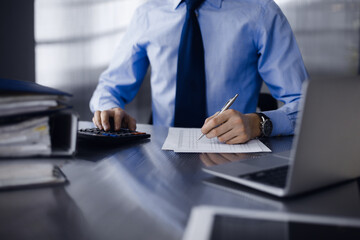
[198, 94, 239, 141]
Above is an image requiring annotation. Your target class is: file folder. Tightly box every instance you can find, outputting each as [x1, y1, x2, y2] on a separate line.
[0, 79, 78, 157]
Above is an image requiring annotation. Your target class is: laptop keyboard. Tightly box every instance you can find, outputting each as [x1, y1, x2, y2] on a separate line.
[239, 166, 289, 188]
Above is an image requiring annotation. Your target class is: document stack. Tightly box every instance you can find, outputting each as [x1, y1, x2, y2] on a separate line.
[0, 78, 78, 157]
[0, 161, 67, 190]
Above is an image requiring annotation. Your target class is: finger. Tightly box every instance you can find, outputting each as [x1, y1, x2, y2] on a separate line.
[113, 109, 122, 131]
[220, 153, 248, 162]
[212, 111, 220, 117]
[101, 110, 112, 131]
[204, 111, 219, 124]
[119, 110, 128, 129]
[206, 121, 232, 139]
[201, 120, 211, 135]
[226, 135, 250, 144]
[207, 153, 231, 165]
[202, 117, 213, 132]
[223, 118, 251, 144]
[203, 117, 211, 125]
[202, 114, 227, 135]
[215, 109, 237, 123]
[128, 116, 137, 131]
[94, 111, 103, 130]
[217, 126, 240, 143]
[199, 153, 216, 167]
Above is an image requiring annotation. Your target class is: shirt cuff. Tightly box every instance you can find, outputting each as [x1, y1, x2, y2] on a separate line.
[89, 93, 125, 113]
[262, 109, 295, 136]
[97, 101, 124, 112]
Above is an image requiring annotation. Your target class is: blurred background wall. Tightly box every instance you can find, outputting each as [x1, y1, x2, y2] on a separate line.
[277, 0, 360, 77]
[0, 0, 35, 82]
[34, 0, 149, 122]
[1, 0, 360, 122]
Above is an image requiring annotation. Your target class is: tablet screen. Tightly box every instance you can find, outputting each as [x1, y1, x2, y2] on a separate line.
[211, 215, 360, 240]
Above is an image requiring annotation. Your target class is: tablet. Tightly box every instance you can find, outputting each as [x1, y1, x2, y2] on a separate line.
[183, 207, 360, 240]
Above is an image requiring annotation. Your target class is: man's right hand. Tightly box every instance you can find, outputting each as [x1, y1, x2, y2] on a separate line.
[92, 108, 137, 131]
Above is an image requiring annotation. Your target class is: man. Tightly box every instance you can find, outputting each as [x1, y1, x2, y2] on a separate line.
[90, 0, 308, 144]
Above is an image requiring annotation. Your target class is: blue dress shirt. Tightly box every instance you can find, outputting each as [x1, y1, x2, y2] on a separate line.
[90, 0, 309, 136]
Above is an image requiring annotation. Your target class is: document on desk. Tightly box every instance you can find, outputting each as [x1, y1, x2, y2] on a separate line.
[162, 128, 271, 153]
[0, 162, 67, 190]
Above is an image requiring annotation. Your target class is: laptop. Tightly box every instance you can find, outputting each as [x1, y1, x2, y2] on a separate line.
[203, 78, 360, 197]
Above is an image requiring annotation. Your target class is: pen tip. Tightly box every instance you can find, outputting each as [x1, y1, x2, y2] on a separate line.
[198, 134, 204, 141]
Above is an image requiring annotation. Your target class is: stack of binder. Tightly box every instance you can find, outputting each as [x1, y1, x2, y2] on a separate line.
[0, 161, 68, 190]
[0, 78, 78, 157]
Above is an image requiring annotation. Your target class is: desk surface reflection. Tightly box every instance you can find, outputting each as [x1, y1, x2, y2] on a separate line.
[0, 123, 359, 240]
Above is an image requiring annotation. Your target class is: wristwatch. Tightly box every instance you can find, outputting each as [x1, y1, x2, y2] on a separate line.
[256, 113, 273, 138]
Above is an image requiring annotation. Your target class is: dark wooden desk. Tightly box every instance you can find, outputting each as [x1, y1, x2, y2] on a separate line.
[1, 122, 359, 240]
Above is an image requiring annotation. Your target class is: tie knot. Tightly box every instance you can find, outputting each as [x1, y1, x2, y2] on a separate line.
[185, 0, 205, 11]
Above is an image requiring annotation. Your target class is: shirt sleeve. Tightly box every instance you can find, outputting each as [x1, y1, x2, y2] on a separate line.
[255, 0, 309, 136]
[89, 6, 150, 112]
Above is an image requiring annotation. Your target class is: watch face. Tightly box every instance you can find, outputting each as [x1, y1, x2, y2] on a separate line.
[263, 119, 273, 137]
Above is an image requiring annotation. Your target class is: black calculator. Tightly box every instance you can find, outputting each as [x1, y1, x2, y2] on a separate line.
[78, 128, 151, 143]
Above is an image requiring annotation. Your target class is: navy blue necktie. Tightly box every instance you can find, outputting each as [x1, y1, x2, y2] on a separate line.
[174, 0, 207, 128]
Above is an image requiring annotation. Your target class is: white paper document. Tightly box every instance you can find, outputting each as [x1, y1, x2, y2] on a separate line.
[0, 162, 67, 189]
[0, 94, 61, 117]
[0, 117, 51, 157]
[162, 128, 271, 153]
